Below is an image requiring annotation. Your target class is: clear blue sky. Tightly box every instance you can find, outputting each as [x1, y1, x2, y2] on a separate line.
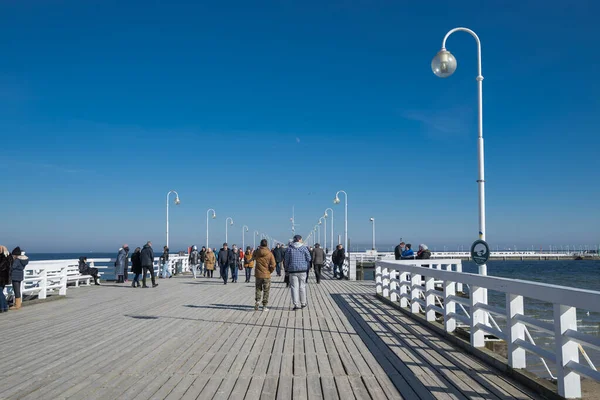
[1, 1, 598, 252]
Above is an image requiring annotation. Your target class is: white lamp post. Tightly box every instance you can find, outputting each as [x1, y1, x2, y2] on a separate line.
[206, 209, 216, 249]
[370, 217, 376, 250]
[225, 217, 234, 243]
[324, 208, 334, 250]
[242, 225, 249, 250]
[432, 27, 487, 277]
[166, 190, 181, 249]
[334, 190, 348, 252]
[254, 231, 259, 249]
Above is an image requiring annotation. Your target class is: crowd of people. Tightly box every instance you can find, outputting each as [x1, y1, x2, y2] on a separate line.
[393, 241, 432, 260]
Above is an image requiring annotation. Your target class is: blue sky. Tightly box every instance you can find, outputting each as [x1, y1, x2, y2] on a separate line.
[1, 0, 598, 252]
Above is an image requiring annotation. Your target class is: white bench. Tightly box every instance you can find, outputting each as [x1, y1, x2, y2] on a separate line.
[66, 265, 95, 287]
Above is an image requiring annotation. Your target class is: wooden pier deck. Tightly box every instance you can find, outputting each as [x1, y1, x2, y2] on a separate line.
[0, 271, 544, 399]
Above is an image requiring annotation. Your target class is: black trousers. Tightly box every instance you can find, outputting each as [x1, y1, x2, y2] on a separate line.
[142, 266, 156, 286]
[12, 280, 21, 299]
[314, 264, 322, 283]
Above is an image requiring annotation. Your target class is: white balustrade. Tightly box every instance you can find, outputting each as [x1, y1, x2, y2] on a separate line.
[376, 259, 600, 399]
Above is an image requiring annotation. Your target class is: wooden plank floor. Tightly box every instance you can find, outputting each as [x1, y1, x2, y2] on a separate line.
[0, 269, 543, 399]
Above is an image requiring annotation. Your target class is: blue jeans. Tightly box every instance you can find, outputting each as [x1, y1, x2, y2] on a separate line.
[0, 286, 7, 311]
[220, 264, 228, 283]
[161, 262, 171, 278]
[229, 265, 239, 282]
[276, 262, 282, 276]
[245, 267, 252, 282]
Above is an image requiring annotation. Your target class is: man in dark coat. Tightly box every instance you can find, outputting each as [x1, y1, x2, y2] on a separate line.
[273, 244, 285, 277]
[218, 243, 231, 285]
[78, 256, 100, 285]
[311, 243, 325, 284]
[0, 246, 12, 312]
[394, 241, 405, 260]
[331, 244, 346, 279]
[141, 241, 158, 288]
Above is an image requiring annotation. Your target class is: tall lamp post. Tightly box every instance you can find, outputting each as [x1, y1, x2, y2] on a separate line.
[334, 190, 348, 253]
[318, 217, 325, 245]
[242, 225, 249, 250]
[165, 190, 181, 248]
[324, 208, 334, 250]
[206, 209, 216, 249]
[370, 217, 376, 250]
[432, 27, 486, 277]
[254, 231, 259, 249]
[225, 217, 234, 243]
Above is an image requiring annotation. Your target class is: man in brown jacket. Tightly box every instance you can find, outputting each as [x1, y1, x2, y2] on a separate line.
[253, 239, 276, 311]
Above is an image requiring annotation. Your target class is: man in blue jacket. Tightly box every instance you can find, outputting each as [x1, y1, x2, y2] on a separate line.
[284, 235, 312, 310]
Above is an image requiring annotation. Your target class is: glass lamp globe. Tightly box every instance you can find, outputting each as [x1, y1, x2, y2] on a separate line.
[432, 50, 457, 78]
[333, 197, 340, 204]
[211, 213, 216, 219]
[174, 197, 181, 205]
[324, 213, 328, 218]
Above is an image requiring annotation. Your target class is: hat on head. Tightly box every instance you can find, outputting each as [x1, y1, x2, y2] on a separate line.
[11, 246, 22, 256]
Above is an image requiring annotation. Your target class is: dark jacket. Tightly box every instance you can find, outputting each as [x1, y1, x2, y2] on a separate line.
[218, 248, 231, 268]
[200, 249, 207, 263]
[0, 252, 12, 286]
[312, 247, 325, 265]
[189, 250, 200, 264]
[229, 248, 241, 268]
[416, 249, 431, 260]
[273, 247, 285, 263]
[141, 244, 154, 267]
[78, 257, 89, 274]
[10, 255, 29, 282]
[131, 251, 143, 274]
[332, 248, 346, 265]
[115, 248, 127, 275]
[160, 249, 169, 264]
[394, 245, 403, 260]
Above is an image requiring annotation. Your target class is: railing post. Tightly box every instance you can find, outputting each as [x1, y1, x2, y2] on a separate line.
[348, 254, 357, 281]
[375, 264, 382, 294]
[455, 262, 463, 293]
[554, 304, 581, 398]
[506, 294, 526, 369]
[399, 272, 408, 308]
[410, 273, 420, 314]
[59, 265, 68, 295]
[389, 269, 398, 302]
[470, 285, 485, 347]
[425, 275, 435, 322]
[444, 280, 456, 333]
[382, 266, 389, 298]
[39, 268, 47, 300]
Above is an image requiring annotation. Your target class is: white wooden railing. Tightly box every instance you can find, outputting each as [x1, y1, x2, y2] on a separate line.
[376, 259, 600, 399]
[3, 261, 69, 301]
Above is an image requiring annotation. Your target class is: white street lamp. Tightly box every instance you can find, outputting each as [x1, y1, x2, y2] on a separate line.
[254, 231, 259, 249]
[370, 217, 376, 250]
[225, 217, 234, 243]
[242, 225, 249, 250]
[334, 190, 348, 253]
[432, 27, 487, 277]
[206, 209, 216, 249]
[166, 190, 181, 249]
[318, 217, 325, 244]
[324, 208, 334, 250]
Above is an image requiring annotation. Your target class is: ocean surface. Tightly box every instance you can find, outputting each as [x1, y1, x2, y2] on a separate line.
[27, 254, 600, 378]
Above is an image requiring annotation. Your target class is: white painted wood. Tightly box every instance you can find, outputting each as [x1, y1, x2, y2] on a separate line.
[382, 266, 389, 298]
[375, 265, 382, 294]
[399, 272, 408, 308]
[444, 280, 456, 333]
[425, 276, 435, 322]
[554, 304, 581, 398]
[470, 286, 485, 347]
[389, 270, 398, 302]
[506, 294, 526, 369]
[410, 273, 420, 314]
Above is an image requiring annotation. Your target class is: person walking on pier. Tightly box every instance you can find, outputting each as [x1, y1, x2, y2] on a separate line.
[189, 246, 200, 279]
[331, 244, 346, 279]
[244, 246, 254, 283]
[254, 239, 276, 311]
[115, 245, 129, 283]
[78, 256, 100, 286]
[205, 248, 216, 278]
[229, 244, 241, 283]
[284, 235, 311, 310]
[131, 247, 142, 287]
[0, 246, 12, 313]
[200, 246, 207, 277]
[160, 246, 171, 279]
[311, 243, 325, 284]
[141, 241, 158, 288]
[9, 247, 28, 310]
[218, 243, 231, 284]
[273, 243, 284, 277]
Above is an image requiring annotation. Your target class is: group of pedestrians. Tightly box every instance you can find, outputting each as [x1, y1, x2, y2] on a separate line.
[394, 241, 432, 260]
[112, 241, 159, 288]
[0, 246, 29, 313]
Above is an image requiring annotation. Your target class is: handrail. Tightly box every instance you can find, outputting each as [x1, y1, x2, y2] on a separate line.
[376, 259, 600, 399]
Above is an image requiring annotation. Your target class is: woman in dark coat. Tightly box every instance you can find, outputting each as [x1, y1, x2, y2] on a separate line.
[10, 247, 28, 310]
[78, 256, 101, 285]
[0, 246, 12, 313]
[130, 247, 143, 288]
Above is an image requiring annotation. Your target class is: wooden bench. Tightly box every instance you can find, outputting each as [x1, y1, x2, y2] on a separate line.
[66, 265, 97, 287]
